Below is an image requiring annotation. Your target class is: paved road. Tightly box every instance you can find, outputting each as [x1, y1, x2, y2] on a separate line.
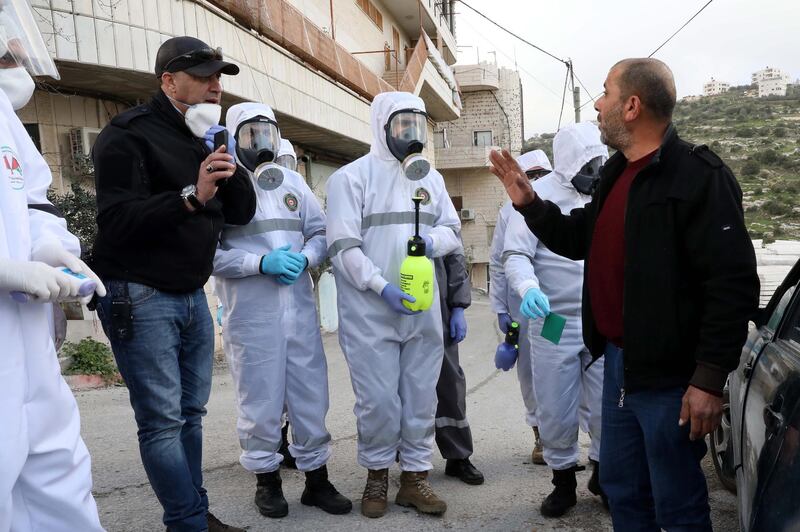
[77, 295, 738, 531]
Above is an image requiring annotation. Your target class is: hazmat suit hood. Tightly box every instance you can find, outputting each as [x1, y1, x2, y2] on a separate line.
[517, 149, 552, 173]
[226, 102, 276, 136]
[278, 138, 296, 160]
[552, 122, 608, 188]
[369, 91, 427, 162]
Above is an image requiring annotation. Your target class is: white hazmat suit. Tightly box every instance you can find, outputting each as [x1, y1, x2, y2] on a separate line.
[326, 92, 461, 472]
[503, 123, 607, 470]
[0, 89, 104, 531]
[488, 149, 551, 428]
[214, 103, 331, 474]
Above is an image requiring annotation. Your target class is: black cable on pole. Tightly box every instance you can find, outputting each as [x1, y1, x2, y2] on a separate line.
[648, 0, 714, 57]
[456, 0, 568, 66]
[557, 66, 570, 130]
[573, 70, 595, 104]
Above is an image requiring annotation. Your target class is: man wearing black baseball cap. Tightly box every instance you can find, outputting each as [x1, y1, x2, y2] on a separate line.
[91, 36, 255, 532]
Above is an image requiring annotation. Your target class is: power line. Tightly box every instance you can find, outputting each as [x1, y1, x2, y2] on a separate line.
[557, 67, 570, 130]
[649, 0, 714, 57]
[456, 0, 568, 66]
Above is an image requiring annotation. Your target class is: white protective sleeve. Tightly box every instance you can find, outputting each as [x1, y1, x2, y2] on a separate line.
[326, 170, 388, 294]
[212, 246, 263, 279]
[502, 209, 542, 299]
[427, 183, 461, 258]
[488, 210, 509, 314]
[14, 105, 81, 257]
[298, 181, 327, 269]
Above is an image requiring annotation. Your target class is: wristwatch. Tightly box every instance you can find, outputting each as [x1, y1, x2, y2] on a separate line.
[180, 184, 204, 211]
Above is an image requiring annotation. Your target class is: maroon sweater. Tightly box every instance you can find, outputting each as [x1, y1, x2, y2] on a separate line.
[587, 151, 656, 347]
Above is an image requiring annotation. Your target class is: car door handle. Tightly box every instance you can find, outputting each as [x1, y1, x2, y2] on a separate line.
[763, 394, 786, 433]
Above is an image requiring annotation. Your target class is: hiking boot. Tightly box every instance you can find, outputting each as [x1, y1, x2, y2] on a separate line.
[255, 470, 288, 518]
[206, 512, 245, 532]
[445, 458, 485, 485]
[395, 471, 447, 515]
[301, 465, 353, 514]
[361, 468, 389, 518]
[540, 467, 578, 518]
[279, 422, 296, 469]
[587, 459, 609, 510]
[531, 426, 545, 465]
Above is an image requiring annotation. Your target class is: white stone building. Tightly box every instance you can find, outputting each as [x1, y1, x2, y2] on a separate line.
[752, 66, 791, 97]
[434, 62, 523, 291]
[703, 77, 729, 96]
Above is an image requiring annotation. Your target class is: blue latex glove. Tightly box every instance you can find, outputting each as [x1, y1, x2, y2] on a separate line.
[495, 341, 518, 371]
[380, 283, 420, 315]
[423, 235, 433, 258]
[203, 125, 236, 160]
[216, 305, 223, 327]
[261, 245, 305, 278]
[497, 312, 513, 333]
[520, 287, 550, 320]
[450, 307, 467, 343]
[276, 253, 308, 285]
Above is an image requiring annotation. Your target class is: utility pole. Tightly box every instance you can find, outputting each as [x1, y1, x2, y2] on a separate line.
[568, 59, 580, 123]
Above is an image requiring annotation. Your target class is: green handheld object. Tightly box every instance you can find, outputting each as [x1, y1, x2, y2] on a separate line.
[540, 312, 566, 345]
[399, 196, 434, 311]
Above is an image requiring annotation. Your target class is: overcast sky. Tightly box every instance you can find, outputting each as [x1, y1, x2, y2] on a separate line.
[454, 0, 800, 137]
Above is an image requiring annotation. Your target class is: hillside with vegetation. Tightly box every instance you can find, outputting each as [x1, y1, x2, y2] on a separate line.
[524, 85, 800, 241]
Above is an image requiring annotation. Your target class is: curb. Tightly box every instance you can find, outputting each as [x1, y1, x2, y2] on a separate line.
[64, 374, 110, 391]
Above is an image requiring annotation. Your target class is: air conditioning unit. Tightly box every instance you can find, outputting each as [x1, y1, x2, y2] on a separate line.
[69, 127, 101, 175]
[460, 208, 475, 221]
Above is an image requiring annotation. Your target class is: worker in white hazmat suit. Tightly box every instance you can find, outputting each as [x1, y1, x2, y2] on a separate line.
[503, 122, 608, 518]
[488, 149, 551, 465]
[0, 1, 106, 530]
[214, 102, 351, 519]
[326, 92, 461, 519]
[276, 138, 297, 172]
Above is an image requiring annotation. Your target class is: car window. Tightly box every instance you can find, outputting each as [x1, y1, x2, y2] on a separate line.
[768, 285, 796, 334]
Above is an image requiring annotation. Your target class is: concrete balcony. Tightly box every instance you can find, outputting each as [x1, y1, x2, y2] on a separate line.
[381, 0, 457, 65]
[435, 145, 499, 170]
[455, 62, 499, 92]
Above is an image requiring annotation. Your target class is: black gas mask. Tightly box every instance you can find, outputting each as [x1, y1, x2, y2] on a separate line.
[234, 116, 281, 173]
[384, 108, 430, 180]
[570, 156, 605, 196]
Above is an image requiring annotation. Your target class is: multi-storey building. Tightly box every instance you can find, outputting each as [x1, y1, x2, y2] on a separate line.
[434, 61, 523, 290]
[703, 77, 730, 96]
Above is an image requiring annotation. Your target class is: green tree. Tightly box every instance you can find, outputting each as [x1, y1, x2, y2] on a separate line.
[48, 183, 98, 263]
[741, 159, 761, 177]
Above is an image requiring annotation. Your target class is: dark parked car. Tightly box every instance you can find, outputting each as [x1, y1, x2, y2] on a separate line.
[712, 259, 800, 531]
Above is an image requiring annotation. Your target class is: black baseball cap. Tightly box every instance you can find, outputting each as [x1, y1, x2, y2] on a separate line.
[155, 36, 239, 78]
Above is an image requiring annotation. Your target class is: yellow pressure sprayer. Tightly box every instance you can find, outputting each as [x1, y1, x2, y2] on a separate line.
[399, 196, 434, 311]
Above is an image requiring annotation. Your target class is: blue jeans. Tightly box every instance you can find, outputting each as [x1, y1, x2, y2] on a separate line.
[600, 343, 712, 532]
[96, 281, 213, 532]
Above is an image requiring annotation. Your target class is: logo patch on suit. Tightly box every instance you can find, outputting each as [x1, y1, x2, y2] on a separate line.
[2, 145, 23, 190]
[283, 193, 299, 212]
[414, 187, 431, 205]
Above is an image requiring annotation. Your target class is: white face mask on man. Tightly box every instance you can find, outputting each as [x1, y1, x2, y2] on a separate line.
[0, 66, 35, 110]
[166, 94, 221, 138]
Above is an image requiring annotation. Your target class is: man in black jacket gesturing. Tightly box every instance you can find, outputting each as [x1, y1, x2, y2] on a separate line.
[91, 36, 255, 532]
[489, 58, 759, 531]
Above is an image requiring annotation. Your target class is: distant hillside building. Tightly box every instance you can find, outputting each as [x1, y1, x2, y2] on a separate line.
[703, 78, 730, 96]
[752, 67, 791, 97]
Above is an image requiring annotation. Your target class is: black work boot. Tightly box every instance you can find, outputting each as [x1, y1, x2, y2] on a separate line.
[300, 465, 353, 514]
[587, 459, 609, 509]
[540, 467, 578, 517]
[206, 512, 245, 531]
[445, 458, 485, 485]
[279, 422, 297, 469]
[255, 470, 288, 518]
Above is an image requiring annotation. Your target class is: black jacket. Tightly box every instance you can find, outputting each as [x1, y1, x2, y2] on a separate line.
[516, 125, 759, 394]
[91, 90, 256, 292]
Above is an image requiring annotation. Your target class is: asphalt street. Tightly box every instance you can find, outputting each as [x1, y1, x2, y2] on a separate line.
[77, 294, 738, 531]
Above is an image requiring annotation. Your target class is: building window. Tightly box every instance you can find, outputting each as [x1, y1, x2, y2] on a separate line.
[473, 130, 492, 147]
[356, 0, 383, 30]
[450, 195, 463, 211]
[24, 123, 41, 152]
[434, 131, 446, 148]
